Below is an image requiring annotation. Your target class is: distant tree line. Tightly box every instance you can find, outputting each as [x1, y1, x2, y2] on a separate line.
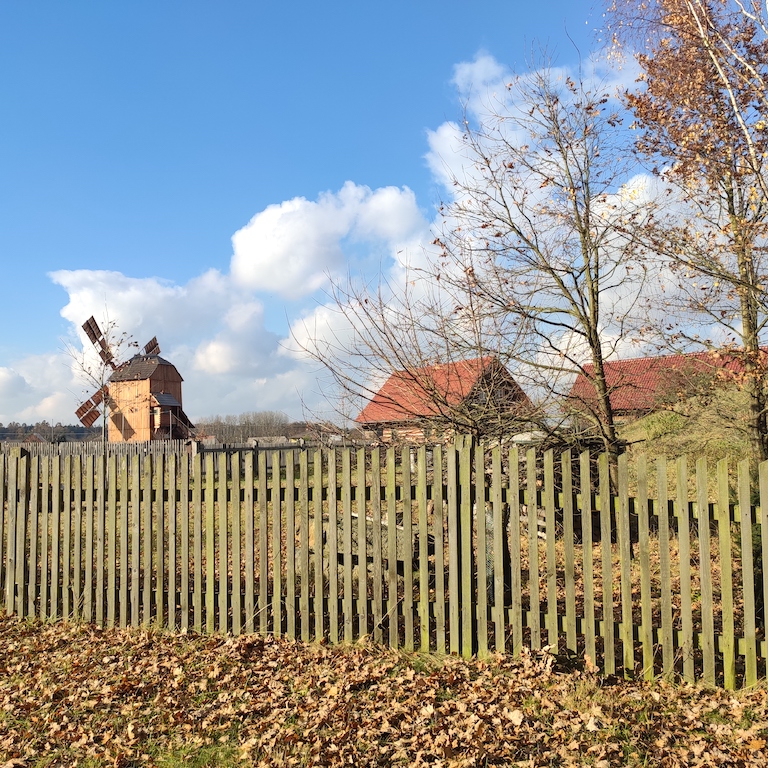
[194, 411, 308, 444]
[0, 422, 99, 443]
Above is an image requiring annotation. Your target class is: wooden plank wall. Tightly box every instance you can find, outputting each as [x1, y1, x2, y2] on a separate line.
[1, 440, 766, 689]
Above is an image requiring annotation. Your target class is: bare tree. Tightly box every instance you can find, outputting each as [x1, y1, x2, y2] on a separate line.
[608, 0, 768, 458]
[430, 63, 649, 457]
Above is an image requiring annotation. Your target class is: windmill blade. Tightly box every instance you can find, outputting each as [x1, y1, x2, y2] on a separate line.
[75, 385, 109, 428]
[82, 315, 115, 368]
[142, 336, 160, 356]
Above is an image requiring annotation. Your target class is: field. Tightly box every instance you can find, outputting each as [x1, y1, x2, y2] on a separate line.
[1, 616, 768, 767]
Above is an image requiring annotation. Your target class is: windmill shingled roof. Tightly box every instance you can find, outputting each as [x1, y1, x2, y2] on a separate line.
[355, 356, 529, 424]
[567, 350, 746, 414]
[109, 354, 182, 382]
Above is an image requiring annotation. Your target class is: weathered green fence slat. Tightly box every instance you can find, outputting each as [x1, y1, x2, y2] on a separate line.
[509, 447, 522, 657]
[131, 454, 141, 628]
[95, 455, 106, 627]
[459, 438, 473, 658]
[218, 453, 228, 634]
[526, 448, 540, 651]
[432, 445, 446, 655]
[580, 451, 596, 667]
[475, 441, 488, 658]
[61, 455, 71, 621]
[342, 449, 353, 644]
[386, 446, 398, 649]
[192, 453, 203, 633]
[106, 455, 117, 628]
[258, 451, 268, 636]
[677, 457, 694, 683]
[698, 457, 715, 685]
[657, 456, 674, 679]
[491, 445, 505, 653]
[272, 451, 282, 638]
[446, 443, 459, 655]
[15, 452, 28, 618]
[168, 454, 178, 632]
[327, 448, 339, 645]
[243, 452, 254, 635]
[402, 446, 415, 653]
[0, 455, 6, 611]
[717, 458, 736, 689]
[598, 453, 614, 676]
[371, 447, 384, 645]
[284, 450, 295, 640]
[141, 455, 151, 626]
[544, 450, 557, 649]
[180, 454, 190, 633]
[74, 456, 84, 623]
[739, 459, 757, 687]
[40, 457, 50, 621]
[311, 449, 322, 643]
[28, 456, 39, 619]
[617, 454, 633, 678]
[5, 450, 18, 615]
[152, 455, 162, 628]
[51, 455, 62, 621]
[562, 451, 576, 653]
[358, 447, 369, 642]
[298, 450, 310, 643]
[637, 455, 653, 680]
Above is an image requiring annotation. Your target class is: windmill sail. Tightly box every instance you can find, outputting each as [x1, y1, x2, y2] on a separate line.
[82, 316, 115, 368]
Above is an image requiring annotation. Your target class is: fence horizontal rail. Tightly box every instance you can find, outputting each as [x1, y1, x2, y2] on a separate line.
[0, 440, 765, 689]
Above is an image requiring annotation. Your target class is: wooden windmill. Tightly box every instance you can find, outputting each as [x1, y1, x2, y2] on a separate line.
[75, 316, 194, 442]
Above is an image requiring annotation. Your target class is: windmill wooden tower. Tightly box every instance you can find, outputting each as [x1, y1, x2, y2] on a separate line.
[75, 316, 194, 442]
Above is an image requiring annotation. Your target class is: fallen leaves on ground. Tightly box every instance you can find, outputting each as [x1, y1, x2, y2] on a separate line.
[0, 616, 766, 766]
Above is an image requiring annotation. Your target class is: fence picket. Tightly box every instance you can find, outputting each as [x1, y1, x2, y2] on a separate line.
[14, 452, 28, 618]
[446, 443, 459, 655]
[402, 446, 415, 652]
[272, 450, 282, 638]
[371, 448, 383, 644]
[491, 445, 505, 652]
[509, 447, 522, 658]
[698, 457, 715, 685]
[358, 447, 370, 642]
[432, 445, 446, 655]
[284, 450, 295, 640]
[230, 453, 241, 636]
[107, 455, 117, 628]
[598, 453, 614, 676]
[243, 452, 254, 634]
[677, 457, 694, 684]
[118, 456, 127, 627]
[28, 456, 39, 619]
[51, 455, 61, 621]
[143, 455, 153, 628]
[387, 446, 399, 649]
[717, 458, 736, 689]
[617, 454, 633, 678]
[131, 455, 141, 628]
[526, 449, 540, 651]
[217, 453, 228, 633]
[562, 451, 576, 653]
[156, 455, 165, 629]
[544, 450, 557, 649]
[580, 451, 596, 668]
[5, 451, 18, 615]
[475, 441, 488, 658]
[637, 455, 653, 680]
[739, 459, 757, 687]
[192, 453, 203, 633]
[342, 449, 353, 643]
[657, 456, 674, 679]
[61, 456, 71, 620]
[168, 454, 178, 632]
[258, 451, 268, 635]
[328, 448, 339, 645]
[311, 449, 322, 642]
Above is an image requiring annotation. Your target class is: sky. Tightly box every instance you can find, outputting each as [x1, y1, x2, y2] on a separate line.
[0, 0, 614, 426]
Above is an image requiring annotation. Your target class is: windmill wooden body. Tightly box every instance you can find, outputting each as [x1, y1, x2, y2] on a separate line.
[76, 316, 194, 442]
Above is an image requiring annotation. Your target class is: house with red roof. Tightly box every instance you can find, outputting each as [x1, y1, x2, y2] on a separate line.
[567, 350, 745, 421]
[355, 356, 533, 442]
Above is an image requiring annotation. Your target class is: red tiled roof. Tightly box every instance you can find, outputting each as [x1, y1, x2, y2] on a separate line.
[568, 350, 746, 414]
[356, 356, 528, 425]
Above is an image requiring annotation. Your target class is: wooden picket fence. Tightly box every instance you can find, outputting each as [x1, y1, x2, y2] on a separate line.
[1, 438, 766, 689]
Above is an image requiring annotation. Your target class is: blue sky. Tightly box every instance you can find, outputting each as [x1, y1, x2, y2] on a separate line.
[0, 1, 608, 425]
